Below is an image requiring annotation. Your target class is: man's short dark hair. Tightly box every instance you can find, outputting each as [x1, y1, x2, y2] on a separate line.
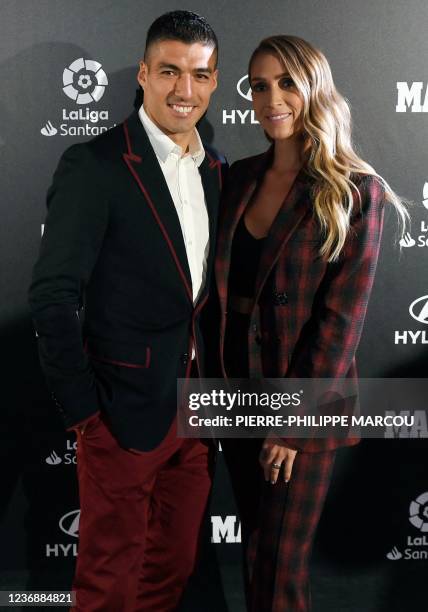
[144, 10, 218, 66]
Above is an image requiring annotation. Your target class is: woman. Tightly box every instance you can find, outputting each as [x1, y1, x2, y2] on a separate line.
[215, 36, 407, 611]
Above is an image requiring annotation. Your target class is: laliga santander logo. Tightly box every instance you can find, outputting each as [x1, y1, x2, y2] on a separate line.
[423, 182, 428, 210]
[385, 492, 428, 561]
[398, 182, 428, 248]
[62, 58, 108, 104]
[41, 59, 114, 137]
[409, 492, 428, 532]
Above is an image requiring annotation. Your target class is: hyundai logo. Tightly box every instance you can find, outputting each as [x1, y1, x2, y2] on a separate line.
[237, 75, 252, 101]
[409, 295, 428, 324]
[59, 509, 80, 538]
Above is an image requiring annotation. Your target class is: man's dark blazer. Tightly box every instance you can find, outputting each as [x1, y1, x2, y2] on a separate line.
[29, 110, 226, 451]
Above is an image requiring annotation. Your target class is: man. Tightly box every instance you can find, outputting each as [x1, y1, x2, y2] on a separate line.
[29, 11, 226, 611]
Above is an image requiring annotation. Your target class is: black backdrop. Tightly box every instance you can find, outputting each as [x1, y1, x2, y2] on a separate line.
[1, 1, 428, 610]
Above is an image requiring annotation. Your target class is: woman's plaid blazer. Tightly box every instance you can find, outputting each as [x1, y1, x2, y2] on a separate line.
[215, 147, 385, 453]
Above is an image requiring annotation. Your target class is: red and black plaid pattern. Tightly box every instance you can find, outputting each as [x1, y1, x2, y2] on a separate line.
[215, 150, 385, 453]
[249, 450, 335, 612]
[222, 439, 335, 612]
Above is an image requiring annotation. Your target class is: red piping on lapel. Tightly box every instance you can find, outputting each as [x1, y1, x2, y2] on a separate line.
[205, 150, 223, 190]
[188, 293, 209, 378]
[195, 293, 208, 314]
[123, 120, 141, 162]
[122, 122, 193, 304]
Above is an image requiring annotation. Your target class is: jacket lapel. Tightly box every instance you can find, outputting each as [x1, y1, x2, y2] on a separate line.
[122, 111, 193, 303]
[253, 170, 311, 303]
[215, 152, 269, 315]
[216, 148, 312, 314]
[196, 152, 222, 307]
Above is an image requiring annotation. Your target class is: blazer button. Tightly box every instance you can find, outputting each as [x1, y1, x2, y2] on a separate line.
[273, 291, 288, 306]
[181, 352, 189, 365]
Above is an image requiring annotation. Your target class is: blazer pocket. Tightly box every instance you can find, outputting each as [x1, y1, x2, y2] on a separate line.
[84, 337, 151, 369]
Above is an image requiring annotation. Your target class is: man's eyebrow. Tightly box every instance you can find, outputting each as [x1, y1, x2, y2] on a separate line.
[157, 62, 213, 74]
[193, 67, 214, 73]
[157, 63, 180, 71]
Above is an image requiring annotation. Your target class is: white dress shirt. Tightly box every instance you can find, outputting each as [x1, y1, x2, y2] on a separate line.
[138, 104, 209, 305]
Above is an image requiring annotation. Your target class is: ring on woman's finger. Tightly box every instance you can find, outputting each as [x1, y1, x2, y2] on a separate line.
[272, 463, 281, 469]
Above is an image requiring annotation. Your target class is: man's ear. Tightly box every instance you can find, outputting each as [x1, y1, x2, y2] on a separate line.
[137, 60, 148, 89]
[211, 68, 219, 93]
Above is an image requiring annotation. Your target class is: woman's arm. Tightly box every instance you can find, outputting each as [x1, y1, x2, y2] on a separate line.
[283, 174, 386, 452]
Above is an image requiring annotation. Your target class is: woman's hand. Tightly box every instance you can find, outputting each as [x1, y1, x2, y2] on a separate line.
[259, 433, 298, 484]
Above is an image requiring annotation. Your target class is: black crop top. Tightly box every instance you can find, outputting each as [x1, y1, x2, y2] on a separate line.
[228, 215, 266, 298]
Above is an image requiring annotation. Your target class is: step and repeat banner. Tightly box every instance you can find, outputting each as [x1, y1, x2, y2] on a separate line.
[1, 0, 427, 608]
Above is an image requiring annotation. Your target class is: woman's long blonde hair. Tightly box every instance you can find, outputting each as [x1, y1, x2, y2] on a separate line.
[249, 35, 408, 261]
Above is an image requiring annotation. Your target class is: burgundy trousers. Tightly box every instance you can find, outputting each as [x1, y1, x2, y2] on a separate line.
[71, 414, 214, 612]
